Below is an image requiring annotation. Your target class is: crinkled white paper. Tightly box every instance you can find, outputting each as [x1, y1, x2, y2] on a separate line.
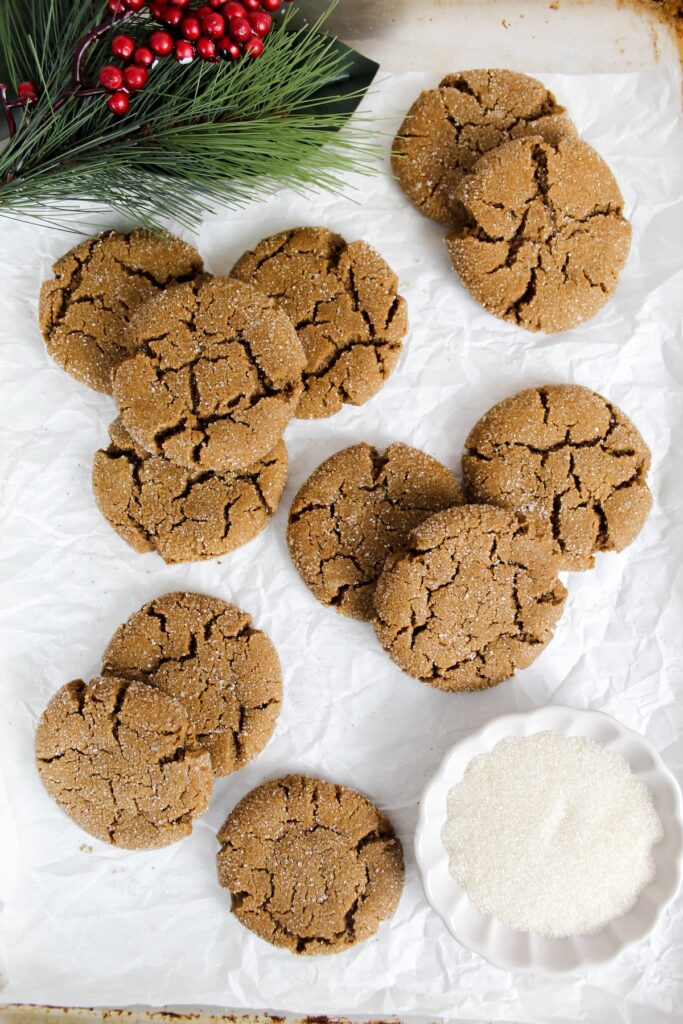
[1, 69, 682, 1021]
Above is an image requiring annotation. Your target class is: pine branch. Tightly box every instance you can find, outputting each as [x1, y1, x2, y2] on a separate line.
[0, 0, 380, 230]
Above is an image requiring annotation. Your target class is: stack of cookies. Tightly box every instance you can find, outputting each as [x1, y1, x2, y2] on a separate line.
[287, 384, 652, 694]
[39, 226, 408, 564]
[35, 591, 283, 849]
[393, 69, 632, 332]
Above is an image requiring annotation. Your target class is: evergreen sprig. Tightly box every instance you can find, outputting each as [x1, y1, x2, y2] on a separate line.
[0, 0, 379, 229]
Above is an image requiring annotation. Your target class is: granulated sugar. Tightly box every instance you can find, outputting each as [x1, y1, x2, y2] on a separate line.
[442, 731, 664, 937]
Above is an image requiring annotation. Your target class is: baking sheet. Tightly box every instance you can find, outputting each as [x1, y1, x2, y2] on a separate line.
[0, 67, 682, 1021]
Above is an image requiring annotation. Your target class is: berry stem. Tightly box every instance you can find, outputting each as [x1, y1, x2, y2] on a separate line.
[53, 10, 133, 113]
[0, 85, 17, 140]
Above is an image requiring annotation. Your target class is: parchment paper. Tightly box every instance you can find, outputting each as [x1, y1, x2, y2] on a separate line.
[1, 68, 682, 1022]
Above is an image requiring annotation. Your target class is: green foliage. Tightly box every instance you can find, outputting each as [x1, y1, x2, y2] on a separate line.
[0, 0, 379, 229]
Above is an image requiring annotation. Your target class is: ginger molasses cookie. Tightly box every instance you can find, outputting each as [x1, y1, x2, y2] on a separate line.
[392, 69, 575, 228]
[373, 504, 567, 692]
[216, 774, 404, 955]
[462, 384, 652, 570]
[112, 276, 305, 471]
[92, 418, 287, 563]
[39, 229, 203, 394]
[102, 592, 282, 777]
[287, 442, 463, 620]
[445, 135, 631, 332]
[230, 227, 408, 419]
[35, 675, 213, 849]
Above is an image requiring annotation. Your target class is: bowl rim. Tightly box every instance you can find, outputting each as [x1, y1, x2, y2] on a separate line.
[414, 703, 683, 974]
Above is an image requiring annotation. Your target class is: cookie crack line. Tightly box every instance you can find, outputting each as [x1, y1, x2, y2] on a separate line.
[110, 254, 196, 291]
[440, 70, 563, 126]
[504, 143, 553, 321]
[303, 336, 399, 386]
[227, 827, 395, 946]
[137, 340, 296, 461]
[48, 240, 97, 332]
[466, 414, 630, 459]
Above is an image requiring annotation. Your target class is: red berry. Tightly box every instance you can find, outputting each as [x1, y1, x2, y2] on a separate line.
[175, 39, 195, 63]
[217, 36, 241, 59]
[169, 0, 191, 6]
[245, 35, 263, 56]
[208, 0, 225, 7]
[242, 0, 261, 9]
[261, 0, 283, 9]
[123, 65, 147, 89]
[149, 0, 165, 16]
[98, 64, 124, 91]
[149, 30, 174, 55]
[181, 16, 201, 39]
[124, 0, 145, 9]
[162, 4, 183, 26]
[107, 91, 130, 115]
[223, 1, 246, 14]
[112, 34, 135, 60]
[134, 46, 155, 67]
[197, 5, 213, 16]
[248, 11, 271, 36]
[107, 0, 124, 13]
[196, 36, 216, 59]
[17, 80, 38, 98]
[202, 11, 225, 37]
[230, 16, 251, 42]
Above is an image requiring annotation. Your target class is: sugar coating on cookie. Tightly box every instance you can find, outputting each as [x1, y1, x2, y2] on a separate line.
[373, 504, 567, 692]
[287, 442, 464, 620]
[392, 69, 575, 228]
[35, 675, 213, 849]
[92, 417, 287, 563]
[112, 276, 305, 471]
[39, 229, 203, 394]
[216, 774, 404, 955]
[231, 227, 408, 419]
[462, 384, 652, 570]
[446, 135, 631, 333]
[102, 592, 281, 777]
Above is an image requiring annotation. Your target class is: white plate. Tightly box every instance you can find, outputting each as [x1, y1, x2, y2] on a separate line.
[414, 705, 683, 974]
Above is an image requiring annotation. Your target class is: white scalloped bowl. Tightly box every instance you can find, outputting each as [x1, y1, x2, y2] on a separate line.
[415, 705, 683, 973]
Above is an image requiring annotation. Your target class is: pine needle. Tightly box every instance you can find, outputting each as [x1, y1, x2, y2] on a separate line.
[0, 0, 380, 230]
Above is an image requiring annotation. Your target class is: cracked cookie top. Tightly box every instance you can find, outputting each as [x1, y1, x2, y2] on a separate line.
[112, 275, 305, 471]
[462, 384, 652, 570]
[102, 592, 282, 777]
[445, 135, 631, 333]
[287, 442, 464, 620]
[216, 774, 404, 955]
[230, 227, 408, 419]
[39, 229, 203, 394]
[392, 69, 575, 228]
[92, 417, 287, 564]
[373, 504, 567, 693]
[35, 675, 213, 849]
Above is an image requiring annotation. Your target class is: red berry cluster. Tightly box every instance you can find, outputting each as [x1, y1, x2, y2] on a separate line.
[100, 0, 291, 115]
